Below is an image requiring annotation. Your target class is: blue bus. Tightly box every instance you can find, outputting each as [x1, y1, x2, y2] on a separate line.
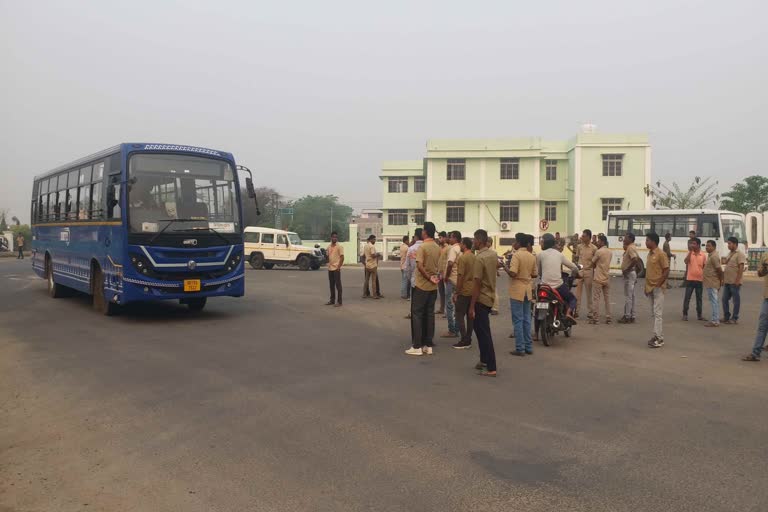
[31, 143, 257, 315]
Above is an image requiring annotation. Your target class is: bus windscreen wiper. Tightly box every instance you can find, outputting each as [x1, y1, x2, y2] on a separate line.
[147, 218, 204, 245]
[177, 225, 230, 245]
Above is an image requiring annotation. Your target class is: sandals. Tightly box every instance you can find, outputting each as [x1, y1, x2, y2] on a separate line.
[742, 354, 761, 362]
[477, 370, 497, 377]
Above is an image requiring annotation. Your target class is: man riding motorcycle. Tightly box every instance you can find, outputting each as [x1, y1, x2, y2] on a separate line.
[537, 233, 579, 323]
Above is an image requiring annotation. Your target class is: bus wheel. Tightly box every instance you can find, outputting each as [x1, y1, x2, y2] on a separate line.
[46, 257, 66, 298]
[186, 298, 207, 312]
[249, 253, 264, 269]
[92, 267, 117, 316]
[297, 255, 310, 271]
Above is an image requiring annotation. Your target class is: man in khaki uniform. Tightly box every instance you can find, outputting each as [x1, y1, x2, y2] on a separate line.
[619, 233, 640, 324]
[590, 234, 613, 324]
[722, 236, 747, 324]
[506, 232, 538, 356]
[702, 240, 724, 327]
[452, 237, 476, 349]
[470, 229, 499, 377]
[574, 229, 598, 318]
[325, 231, 344, 307]
[362, 235, 380, 299]
[567, 233, 580, 264]
[743, 252, 768, 361]
[441, 231, 462, 338]
[406, 222, 441, 356]
[645, 233, 670, 348]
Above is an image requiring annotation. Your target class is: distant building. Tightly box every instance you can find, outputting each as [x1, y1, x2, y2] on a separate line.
[380, 131, 651, 252]
[352, 209, 383, 239]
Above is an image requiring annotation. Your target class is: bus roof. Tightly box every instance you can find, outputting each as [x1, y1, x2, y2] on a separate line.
[33, 142, 234, 181]
[607, 209, 743, 217]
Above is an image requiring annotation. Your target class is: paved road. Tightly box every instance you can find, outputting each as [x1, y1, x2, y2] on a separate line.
[1, 258, 767, 512]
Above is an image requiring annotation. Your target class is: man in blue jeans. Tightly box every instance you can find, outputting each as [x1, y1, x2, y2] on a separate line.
[722, 237, 747, 324]
[743, 253, 768, 361]
[505, 233, 538, 356]
[440, 231, 462, 339]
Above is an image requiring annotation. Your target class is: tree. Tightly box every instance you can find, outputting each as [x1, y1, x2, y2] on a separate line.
[288, 195, 353, 241]
[0, 210, 7, 231]
[240, 186, 281, 228]
[719, 175, 768, 213]
[647, 176, 720, 209]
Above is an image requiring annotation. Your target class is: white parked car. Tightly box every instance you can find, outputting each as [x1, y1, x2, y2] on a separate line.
[243, 227, 324, 271]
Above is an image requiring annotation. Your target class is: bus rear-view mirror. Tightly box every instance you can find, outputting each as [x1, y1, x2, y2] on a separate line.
[245, 177, 256, 199]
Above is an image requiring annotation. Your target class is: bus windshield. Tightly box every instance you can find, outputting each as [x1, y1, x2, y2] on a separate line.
[128, 153, 240, 234]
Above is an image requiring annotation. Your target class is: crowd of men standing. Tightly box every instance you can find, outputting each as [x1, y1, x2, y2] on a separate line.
[323, 222, 768, 371]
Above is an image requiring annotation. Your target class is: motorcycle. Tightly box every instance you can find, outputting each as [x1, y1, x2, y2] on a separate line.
[535, 270, 579, 346]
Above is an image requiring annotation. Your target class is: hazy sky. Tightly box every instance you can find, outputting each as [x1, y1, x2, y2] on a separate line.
[2, 0, 766, 223]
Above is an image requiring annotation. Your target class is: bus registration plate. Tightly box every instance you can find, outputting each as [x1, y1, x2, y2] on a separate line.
[184, 279, 201, 292]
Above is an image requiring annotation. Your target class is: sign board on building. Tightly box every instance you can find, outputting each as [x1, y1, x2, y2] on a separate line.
[539, 219, 550, 231]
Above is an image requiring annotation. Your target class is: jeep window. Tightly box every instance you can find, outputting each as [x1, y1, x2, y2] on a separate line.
[261, 234, 274, 244]
[288, 233, 302, 245]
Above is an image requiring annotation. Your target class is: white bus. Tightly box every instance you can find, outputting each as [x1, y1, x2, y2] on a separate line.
[605, 209, 747, 276]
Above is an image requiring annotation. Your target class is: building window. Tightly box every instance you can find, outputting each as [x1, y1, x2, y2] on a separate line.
[446, 159, 465, 181]
[499, 201, 520, 222]
[500, 158, 519, 180]
[545, 160, 557, 181]
[365, 227, 373, 235]
[601, 198, 623, 220]
[388, 177, 408, 193]
[414, 177, 425, 193]
[412, 209, 425, 225]
[602, 154, 623, 176]
[544, 201, 557, 222]
[388, 209, 408, 225]
[446, 201, 465, 222]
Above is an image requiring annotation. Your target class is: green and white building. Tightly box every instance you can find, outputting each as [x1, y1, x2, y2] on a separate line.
[379, 131, 650, 252]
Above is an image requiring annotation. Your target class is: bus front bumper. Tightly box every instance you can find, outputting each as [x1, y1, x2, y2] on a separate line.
[117, 272, 245, 304]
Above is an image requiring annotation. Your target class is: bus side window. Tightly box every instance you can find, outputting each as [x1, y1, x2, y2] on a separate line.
[699, 215, 719, 238]
[674, 216, 697, 237]
[107, 175, 122, 220]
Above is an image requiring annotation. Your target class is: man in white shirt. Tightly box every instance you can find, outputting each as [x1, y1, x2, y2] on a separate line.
[537, 233, 579, 321]
[404, 228, 423, 319]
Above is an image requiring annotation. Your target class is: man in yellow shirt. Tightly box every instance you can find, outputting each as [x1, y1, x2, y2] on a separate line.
[590, 234, 613, 324]
[437, 231, 449, 316]
[645, 232, 670, 348]
[702, 239, 724, 327]
[363, 235, 381, 299]
[743, 252, 768, 361]
[441, 231, 462, 338]
[574, 229, 598, 319]
[722, 236, 747, 324]
[619, 233, 640, 324]
[325, 231, 344, 307]
[406, 222, 441, 356]
[470, 229, 499, 377]
[505, 233, 537, 356]
[452, 237, 476, 349]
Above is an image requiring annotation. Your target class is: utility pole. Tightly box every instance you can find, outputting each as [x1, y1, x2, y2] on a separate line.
[330, 206, 333, 237]
[272, 193, 279, 229]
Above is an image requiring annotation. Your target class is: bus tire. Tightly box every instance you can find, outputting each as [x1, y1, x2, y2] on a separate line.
[92, 266, 117, 316]
[46, 256, 66, 299]
[297, 255, 310, 271]
[186, 298, 207, 312]
[249, 252, 264, 270]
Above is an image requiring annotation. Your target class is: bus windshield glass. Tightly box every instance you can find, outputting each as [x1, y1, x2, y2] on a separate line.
[721, 215, 746, 242]
[128, 153, 240, 234]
